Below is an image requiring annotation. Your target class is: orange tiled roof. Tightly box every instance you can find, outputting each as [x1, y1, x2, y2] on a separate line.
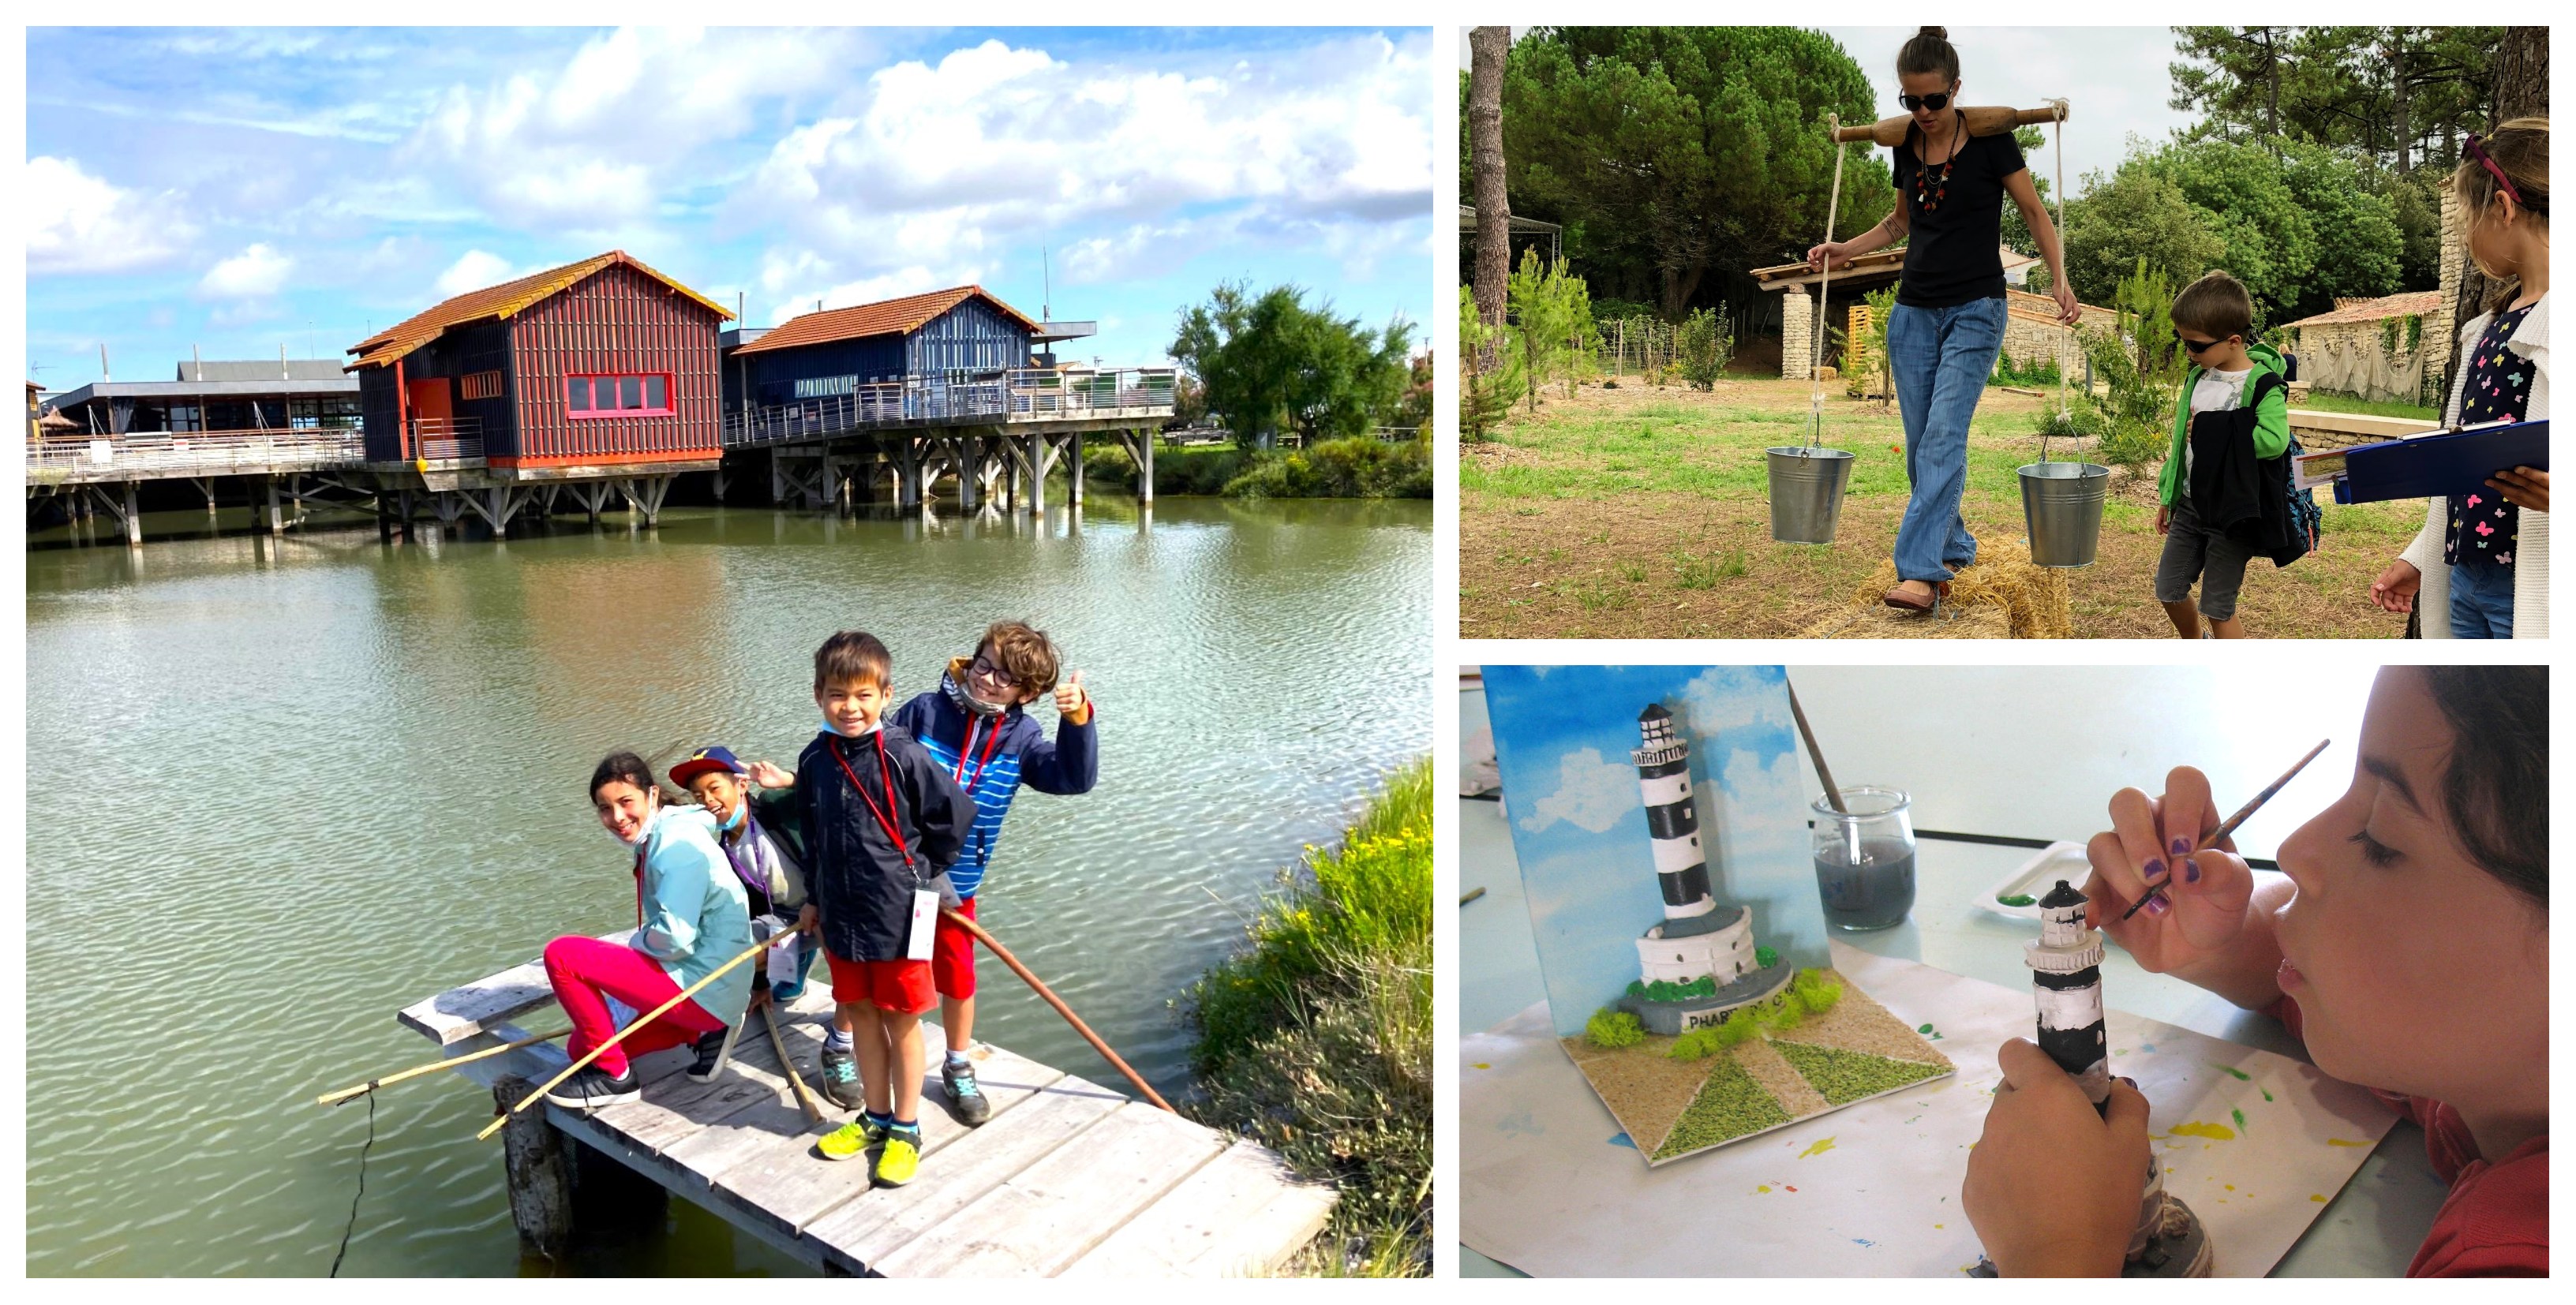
[347, 251, 730, 371]
[2280, 290, 2445, 330]
[734, 286, 1040, 356]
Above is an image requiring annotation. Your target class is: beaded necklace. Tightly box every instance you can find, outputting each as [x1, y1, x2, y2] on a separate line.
[1913, 110, 1965, 213]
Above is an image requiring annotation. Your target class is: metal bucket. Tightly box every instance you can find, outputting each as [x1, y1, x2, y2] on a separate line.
[2018, 461, 2111, 567]
[1766, 447, 1855, 544]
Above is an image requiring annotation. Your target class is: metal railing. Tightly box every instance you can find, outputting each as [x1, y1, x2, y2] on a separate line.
[26, 428, 369, 482]
[724, 368, 1178, 448]
[407, 417, 485, 462]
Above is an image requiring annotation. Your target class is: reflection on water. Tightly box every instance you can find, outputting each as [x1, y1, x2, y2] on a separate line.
[24, 499, 1430, 1276]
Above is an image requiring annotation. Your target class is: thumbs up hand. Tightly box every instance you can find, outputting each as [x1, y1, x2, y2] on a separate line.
[1054, 669, 1092, 724]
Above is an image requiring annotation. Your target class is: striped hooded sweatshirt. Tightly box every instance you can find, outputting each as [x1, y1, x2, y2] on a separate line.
[891, 659, 1099, 900]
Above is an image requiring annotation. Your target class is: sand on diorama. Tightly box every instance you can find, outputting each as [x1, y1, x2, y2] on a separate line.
[1564, 968, 1951, 1164]
[1483, 667, 1949, 1169]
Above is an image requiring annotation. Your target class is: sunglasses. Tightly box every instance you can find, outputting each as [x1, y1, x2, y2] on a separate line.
[2463, 133, 2546, 216]
[2179, 335, 2236, 355]
[1898, 91, 1954, 112]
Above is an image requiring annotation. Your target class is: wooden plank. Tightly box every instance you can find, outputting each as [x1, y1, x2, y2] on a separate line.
[397, 930, 624, 1045]
[704, 1017, 1076, 1240]
[800, 1075, 1129, 1268]
[585, 1026, 791, 1154]
[1058, 1139, 1336, 1278]
[868, 1101, 1228, 1277]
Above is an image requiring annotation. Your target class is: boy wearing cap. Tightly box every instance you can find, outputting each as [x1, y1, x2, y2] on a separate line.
[890, 620, 1099, 1126]
[671, 746, 821, 1011]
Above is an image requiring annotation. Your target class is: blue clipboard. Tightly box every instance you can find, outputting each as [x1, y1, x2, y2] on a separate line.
[2326, 419, 2548, 505]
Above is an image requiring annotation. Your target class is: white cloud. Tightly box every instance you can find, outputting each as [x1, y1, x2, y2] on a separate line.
[1672, 667, 1792, 743]
[434, 249, 524, 298]
[1518, 747, 1638, 836]
[26, 156, 192, 275]
[196, 243, 293, 298]
[743, 32, 1432, 294]
[405, 26, 863, 232]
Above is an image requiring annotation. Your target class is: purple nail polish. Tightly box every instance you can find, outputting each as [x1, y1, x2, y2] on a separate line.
[2145, 895, 2170, 917]
[2144, 858, 2165, 881]
[2184, 858, 2201, 884]
[2171, 837, 2192, 857]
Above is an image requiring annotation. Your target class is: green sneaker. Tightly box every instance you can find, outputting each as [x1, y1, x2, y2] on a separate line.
[873, 1129, 921, 1186]
[817, 1116, 887, 1164]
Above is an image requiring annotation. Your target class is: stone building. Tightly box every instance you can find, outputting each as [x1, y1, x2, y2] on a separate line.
[2280, 290, 2445, 406]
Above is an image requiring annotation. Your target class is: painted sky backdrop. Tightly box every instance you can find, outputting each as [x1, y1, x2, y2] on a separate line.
[1482, 666, 1826, 1038]
[28, 26, 1432, 389]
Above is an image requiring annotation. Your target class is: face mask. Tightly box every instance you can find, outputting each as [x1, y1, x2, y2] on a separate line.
[821, 715, 882, 738]
[604, 796, 657, 848]
[721, 804, 746, 832]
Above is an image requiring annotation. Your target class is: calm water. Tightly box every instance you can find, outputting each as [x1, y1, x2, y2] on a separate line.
[24, 497, 1430, 1276]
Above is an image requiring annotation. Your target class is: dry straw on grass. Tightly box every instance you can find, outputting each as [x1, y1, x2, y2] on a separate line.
[1805, 537, 2074, 639]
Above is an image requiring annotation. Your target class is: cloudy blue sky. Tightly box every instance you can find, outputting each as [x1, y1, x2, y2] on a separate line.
[28, 26, 1433, 388]
[1483, 666, 1826, 1038]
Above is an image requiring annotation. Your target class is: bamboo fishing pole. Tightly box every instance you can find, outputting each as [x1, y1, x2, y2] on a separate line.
[940, 907, 1174, 1113]
[318, 1026, 574, 1107]
[477, 929, 800, 1141]
[761, 999, 826, 1126]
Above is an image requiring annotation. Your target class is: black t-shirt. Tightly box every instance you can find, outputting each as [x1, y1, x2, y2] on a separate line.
[1891, 122, 2025, 308]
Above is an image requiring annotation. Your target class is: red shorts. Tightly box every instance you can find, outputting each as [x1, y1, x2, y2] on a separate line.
[825, 950, 935, 1014]
[933, 895, 978, 1000]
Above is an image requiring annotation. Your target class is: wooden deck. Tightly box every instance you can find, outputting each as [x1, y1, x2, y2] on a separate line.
[399, 948, 1333, 1276]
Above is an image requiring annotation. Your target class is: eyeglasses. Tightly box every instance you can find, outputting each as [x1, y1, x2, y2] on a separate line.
[2463, 133, 2546, 216]
[1898, 91, 1953, 112]
[968, 656, 1023, 690]
[2179, 335, 2234, 355]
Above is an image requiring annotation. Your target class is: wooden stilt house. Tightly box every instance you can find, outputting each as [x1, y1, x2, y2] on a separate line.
[349, 251, 732, 469]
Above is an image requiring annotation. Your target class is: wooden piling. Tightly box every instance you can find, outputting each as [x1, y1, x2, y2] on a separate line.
[492, 1074, 574, 1260]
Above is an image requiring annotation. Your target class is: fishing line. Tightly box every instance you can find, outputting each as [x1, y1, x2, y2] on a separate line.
[328, 1088, 377, 1277]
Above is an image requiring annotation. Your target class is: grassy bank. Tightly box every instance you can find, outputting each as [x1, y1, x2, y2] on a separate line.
[1086, 435, 1432, 500]
[1460, 378, 2424, 638]
[1182, 757, 1431, 1277]
[2293, 390, 2441, 422]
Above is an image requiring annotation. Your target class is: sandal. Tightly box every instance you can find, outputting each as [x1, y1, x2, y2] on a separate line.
[1882, 581, 1937, 611]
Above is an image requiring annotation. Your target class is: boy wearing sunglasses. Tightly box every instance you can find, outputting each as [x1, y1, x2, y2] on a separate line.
[2154, 271, 2293, 638]
[889, 620, 1099, 1124]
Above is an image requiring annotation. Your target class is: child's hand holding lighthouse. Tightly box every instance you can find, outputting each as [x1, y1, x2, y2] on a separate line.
[1963, 1039, 2151, 1277]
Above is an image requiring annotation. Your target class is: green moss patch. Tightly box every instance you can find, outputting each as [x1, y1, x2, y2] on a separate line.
[1771, 1039, 1949, 1105]
[1651, 1053, 1793, 1160]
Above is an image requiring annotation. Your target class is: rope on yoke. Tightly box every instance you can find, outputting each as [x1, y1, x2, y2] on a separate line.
[1811, 113, 1849, 452]
[2047, 98, 2071, 464]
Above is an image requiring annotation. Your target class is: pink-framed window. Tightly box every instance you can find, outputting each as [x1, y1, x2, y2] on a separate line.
[565, 372, 673, 418]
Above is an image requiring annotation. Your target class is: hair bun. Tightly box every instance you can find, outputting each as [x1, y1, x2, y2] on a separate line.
[1919, 26, 1947, 39]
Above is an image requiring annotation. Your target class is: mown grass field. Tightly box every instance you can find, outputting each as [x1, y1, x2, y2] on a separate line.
[1460, 378, 2425, 639]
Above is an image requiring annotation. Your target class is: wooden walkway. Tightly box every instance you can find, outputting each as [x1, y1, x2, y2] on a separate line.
[399, 943, 1333, 1276]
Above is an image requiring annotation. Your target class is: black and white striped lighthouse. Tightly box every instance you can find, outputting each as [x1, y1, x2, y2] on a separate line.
[2027, 879, 2110, 1104]
[1632, 705, 1715, 920]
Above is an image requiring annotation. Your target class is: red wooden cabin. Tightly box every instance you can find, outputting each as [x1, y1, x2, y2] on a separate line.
[348, 251, 731, 471]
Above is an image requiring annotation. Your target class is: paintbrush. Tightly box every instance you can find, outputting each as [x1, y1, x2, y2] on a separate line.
[2119, 738, 2331, 922]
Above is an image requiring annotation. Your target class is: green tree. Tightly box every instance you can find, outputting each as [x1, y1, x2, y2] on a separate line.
[1507, 248, 1596, 406]
[1458, 286, 1526, 441]
[1490, 27, 1893, 320]
[2170, 27, 2500, 174]
[2278, 142, 2404, 319]
[1172, 282, 1413, 450]
[1674, 307, 1733, 391]
[2057, 165, 2226, 312]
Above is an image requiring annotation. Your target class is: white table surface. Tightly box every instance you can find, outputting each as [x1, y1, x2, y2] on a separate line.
[1457, 672, 2449, 1277]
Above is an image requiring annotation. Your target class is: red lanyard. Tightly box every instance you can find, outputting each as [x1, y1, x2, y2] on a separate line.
[830, 731, 912, 869]
[953, 714, 1005, 797]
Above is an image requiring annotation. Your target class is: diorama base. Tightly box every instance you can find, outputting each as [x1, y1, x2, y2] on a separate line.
[1616, 959, 1793, 1036]
[1564, 967, 1953, 1166]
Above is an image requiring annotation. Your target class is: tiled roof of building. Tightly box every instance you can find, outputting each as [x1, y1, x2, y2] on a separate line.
[347, 251, 730, 371]
[734, 286, 1041, 356]
[2281, 290, 2445, 330]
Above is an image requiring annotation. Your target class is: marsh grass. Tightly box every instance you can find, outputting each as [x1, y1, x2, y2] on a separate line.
[1184, 758, 1431, 1277]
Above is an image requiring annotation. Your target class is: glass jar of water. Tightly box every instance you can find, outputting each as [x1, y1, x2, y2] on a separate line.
[1810, 786, 1915, 931]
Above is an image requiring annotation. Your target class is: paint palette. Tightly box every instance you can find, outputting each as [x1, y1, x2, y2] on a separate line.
[1979, 841, 2090, 922]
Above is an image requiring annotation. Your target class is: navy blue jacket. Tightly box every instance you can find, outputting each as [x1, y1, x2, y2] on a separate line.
[795, 726, 971, 963]
[893, 680, 1099, 898]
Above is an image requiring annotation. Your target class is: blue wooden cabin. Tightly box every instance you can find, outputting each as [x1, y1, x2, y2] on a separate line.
[723, 286, 1042, 414]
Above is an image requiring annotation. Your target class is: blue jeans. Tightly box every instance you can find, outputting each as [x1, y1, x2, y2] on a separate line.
[2448, 562, 2514, 638]
[1886, 297, 2008, 583]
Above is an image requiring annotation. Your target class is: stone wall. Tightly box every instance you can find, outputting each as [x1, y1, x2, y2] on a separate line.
[1779, 288, 1814, 380]
[2295, 319, 2431, 406]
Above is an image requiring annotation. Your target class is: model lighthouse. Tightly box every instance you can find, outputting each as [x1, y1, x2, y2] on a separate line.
[1971, 877, 2211, 1277]
[1616, 705, 1783, 1034]
[2027, 879, 2110, 1103]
